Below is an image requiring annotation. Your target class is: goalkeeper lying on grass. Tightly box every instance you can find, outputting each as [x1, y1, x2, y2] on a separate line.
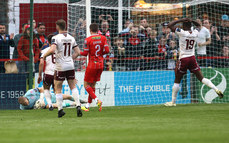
[18, 87, 87, 110]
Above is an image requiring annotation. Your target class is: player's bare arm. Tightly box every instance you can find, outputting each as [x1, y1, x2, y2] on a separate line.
[38, 58, 44, 84]
[168, 18, 191, 32]
[72, 46, 81, 60]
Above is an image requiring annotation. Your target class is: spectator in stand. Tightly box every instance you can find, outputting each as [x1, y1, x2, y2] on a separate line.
[139, 18, 150, 37]
[166, 40, 178, 70]
[218, 45, 229, 68]
[218, 15, 229, 46]
[17, 25, 40, 73]
[13, 23, 28, 60]
[28, 19, 37, 34]
[121, 26, 145, 71]
[196, 18, 211, 67]
[120, 19, 134, 34]
[113, 37, 126, 71]
[143, 30, 159, 70]
[99, 20, 111, 47]
[36, 22, 48, 50]
[73, 18, 86, 48]
[209, 20, 221, 57]
[35, 22, 48, 72]
[0, 24, 15, 73]
[158, 22, 169, 38]
[156, 34, 168, 69]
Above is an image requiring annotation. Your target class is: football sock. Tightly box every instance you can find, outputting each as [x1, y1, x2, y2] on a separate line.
[44, 90, 52, 108]
[95, 98, 98, 103]
[172, 83, 180, 104]
[72, 88, 80, 106]
[88, 95, 92, 103]
[85, 85, 97, 99]
[201, 78, 218, 90]
[86, 103, 90, 108]
[56, 94, 63, 111]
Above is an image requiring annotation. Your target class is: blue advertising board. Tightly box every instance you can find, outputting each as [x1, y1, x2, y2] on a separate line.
[114, 71, 191, 106]
[0, 74, 27, 109]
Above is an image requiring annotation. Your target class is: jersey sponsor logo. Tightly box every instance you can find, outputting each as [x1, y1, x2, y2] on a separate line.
[92, 36, 101, 40]
[201, 69, 226, 103]
[129, 37, 140, 45]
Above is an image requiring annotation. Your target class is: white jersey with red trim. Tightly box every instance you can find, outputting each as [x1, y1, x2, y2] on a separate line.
[51, 33, 77, 71]
[175, 28, 199, 59]
[41, 47, 55, 75]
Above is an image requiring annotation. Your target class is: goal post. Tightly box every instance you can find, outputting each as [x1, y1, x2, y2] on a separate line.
[68, 0, 229, 105]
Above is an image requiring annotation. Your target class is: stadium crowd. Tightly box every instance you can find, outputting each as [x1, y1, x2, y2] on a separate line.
[0, 13, 229, 73]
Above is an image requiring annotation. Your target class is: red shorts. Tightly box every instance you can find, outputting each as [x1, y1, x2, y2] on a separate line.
[43, 74, 54, 87]
[84, 68, 103, 83]
[54, 70, 75, 81]
[175, 56, 200, 74]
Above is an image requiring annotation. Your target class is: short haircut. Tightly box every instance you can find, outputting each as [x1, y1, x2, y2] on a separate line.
[47, 34, 54, 44]
[56, 19, 66, 30]
[22, 23, 28, 28]
[37, 22, 45, 28]
[18, 96, 27, 105]
[183, 21, 192, 28]
[0, 23, 5, 26]
[90, 23, 99, 32]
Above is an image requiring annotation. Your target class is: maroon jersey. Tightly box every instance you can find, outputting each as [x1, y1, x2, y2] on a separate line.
[80, 34, 109, 69]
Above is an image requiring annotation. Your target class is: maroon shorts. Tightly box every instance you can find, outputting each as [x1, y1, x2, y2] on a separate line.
[43, 74, 54, 87]
[84, 68, 103, 83]
[175, 56, 200, 74]
[54, 70, 75, 81]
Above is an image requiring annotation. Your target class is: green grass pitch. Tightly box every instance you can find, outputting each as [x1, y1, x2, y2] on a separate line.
[0, 104, 229, 143]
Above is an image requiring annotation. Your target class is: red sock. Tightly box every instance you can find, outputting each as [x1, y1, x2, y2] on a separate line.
[88, 95, 92, 103]
[85, 86, 97, 99]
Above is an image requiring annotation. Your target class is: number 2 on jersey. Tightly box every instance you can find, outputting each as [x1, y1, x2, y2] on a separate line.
[185, 39, 195, 50]
[95, 45, 101, 57]
[63, 43, 71, 56]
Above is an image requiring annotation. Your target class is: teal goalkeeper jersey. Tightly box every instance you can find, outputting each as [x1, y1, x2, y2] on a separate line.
[20, 88, 40, 110]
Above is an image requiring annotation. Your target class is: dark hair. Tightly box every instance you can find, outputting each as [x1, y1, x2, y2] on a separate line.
[37, 22, 45, 28]
[183, 21, 192, 29]
[47, 34, 54, 44]
[56, 19, 66, 30]
[22, 23, 28, 28]
[90, 23, 99, 32]
[23, 28, 36, 39]
[0, 24, 5, 26]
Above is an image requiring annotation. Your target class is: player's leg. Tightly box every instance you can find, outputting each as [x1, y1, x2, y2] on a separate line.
[54, 71, 66, 118]
[67, 70, 82, 117]
[165, 59, 186, 106]
[43, 74, 53, 110]
[193, 70, 224, 98]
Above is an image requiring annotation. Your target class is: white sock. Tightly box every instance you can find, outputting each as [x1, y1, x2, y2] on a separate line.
[56, 94, 63, 111]
[86, 103, 90, 108]
[172, 83, 180, 104]
[95, 98, 98, 103]
[72, 88, 80, 106]
[201, 78, 218, 90]
[44, 90, 52, 108]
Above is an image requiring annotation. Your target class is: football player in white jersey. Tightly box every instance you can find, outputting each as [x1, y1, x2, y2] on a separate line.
[43, 19, 82, 117]
[164, 18, 224, 107]
[38, 34, 56, 111]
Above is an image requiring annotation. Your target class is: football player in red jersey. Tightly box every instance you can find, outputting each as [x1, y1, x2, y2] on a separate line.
[79, 23, 109, 112]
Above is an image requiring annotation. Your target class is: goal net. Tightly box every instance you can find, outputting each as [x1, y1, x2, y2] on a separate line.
[68, 0, 229, 105]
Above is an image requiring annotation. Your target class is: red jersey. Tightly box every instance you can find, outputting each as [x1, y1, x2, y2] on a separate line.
[80, 34, 109, 69]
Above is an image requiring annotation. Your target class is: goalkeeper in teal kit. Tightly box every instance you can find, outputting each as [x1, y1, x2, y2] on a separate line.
[18, 87, 87, 110]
